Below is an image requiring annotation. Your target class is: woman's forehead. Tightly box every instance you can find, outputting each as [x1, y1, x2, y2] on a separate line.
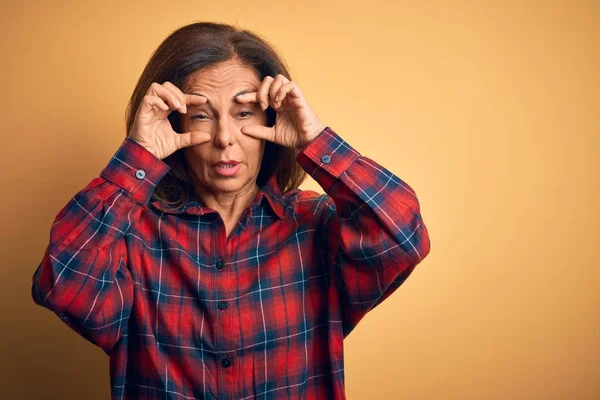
[184, 88, 256, 109]
[184, 61, 260, 90]
[184, 79, 258, 104]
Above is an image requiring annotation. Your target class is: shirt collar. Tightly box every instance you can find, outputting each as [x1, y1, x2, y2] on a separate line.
[149, 174, 285, 220]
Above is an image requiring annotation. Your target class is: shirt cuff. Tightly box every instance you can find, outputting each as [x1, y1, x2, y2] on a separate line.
[295, 126, 360, 191]
[100, 137, 171, 205]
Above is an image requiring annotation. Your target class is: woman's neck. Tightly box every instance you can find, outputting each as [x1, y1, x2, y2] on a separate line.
[194, 182, 260, 223]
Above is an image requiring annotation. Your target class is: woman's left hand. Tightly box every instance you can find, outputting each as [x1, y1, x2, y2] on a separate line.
[236, 74, 326, 150]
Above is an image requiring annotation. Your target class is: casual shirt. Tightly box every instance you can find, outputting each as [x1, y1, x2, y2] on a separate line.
[31, 126, 431, 399]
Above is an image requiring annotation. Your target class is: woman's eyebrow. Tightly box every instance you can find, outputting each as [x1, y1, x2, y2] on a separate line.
[186, 89, 254, 107]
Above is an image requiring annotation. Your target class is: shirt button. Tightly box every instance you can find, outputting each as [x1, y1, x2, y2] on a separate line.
[321, 154, 331, 164]
[216, 258, 225, 270]
[135, 169, 146, 179]
[221, 356, 232, 368]
[218, 301, 228, 310]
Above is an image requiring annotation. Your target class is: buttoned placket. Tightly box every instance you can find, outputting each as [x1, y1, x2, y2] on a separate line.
[212, 205, 254, 400]
[185, 195, 260, 399]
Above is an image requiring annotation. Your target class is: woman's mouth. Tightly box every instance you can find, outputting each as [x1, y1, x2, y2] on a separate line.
[214, 162, 241, 176]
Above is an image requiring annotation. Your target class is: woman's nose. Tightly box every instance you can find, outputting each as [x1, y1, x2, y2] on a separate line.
[214, 120, 236, 147]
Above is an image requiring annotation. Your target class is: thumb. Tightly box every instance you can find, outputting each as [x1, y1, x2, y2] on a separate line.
[177, 130, 212, 149]
[241, 125, 274, 142]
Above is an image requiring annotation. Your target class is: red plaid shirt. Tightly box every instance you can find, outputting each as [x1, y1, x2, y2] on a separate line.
[32, 126, 430, 399]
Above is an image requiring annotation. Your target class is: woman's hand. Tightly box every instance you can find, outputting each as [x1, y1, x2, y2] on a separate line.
[236, 75, 326, 150]
[128, 82, 212, 160]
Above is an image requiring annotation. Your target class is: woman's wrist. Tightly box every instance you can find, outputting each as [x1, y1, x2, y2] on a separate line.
[296, 124, 327, 150]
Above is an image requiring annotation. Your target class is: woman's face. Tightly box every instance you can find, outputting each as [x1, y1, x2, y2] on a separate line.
[180, 59, 267, 199]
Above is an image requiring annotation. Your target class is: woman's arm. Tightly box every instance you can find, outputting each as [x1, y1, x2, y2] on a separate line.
[31, 137, 171, 353]
[296, 126, 431, 337]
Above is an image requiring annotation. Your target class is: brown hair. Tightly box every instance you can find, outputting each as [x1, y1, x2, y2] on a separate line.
[124, 22, 307, 209]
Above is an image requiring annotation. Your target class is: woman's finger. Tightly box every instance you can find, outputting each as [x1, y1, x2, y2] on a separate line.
[257, 76, 274, 111]
[177, 130, 213, 150]
[240, 124, 275, 142]
[269, 75, 287, 108]
[150, 82, 183, 112]
[162, 81, 187, 113]
[140, 94, 170, 115]
[184, 93, 209, 107]
[234, 92, 259, 104]
[148, 82, 186, 113]
[275, 81, 296, 104]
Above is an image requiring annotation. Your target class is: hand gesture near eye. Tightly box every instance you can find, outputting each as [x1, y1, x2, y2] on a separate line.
[236, 75, 326, 150]
[127, 81, 212, 160]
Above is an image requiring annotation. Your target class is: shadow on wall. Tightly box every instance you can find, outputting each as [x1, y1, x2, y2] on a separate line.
[5, 314, 110, 399]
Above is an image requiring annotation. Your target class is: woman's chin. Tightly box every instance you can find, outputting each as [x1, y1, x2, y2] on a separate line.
[208, 177, 247, 193]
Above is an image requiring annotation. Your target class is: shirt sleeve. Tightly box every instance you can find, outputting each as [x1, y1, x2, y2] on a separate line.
[295, 126, 431, 337]
[31, 137, 170, 353]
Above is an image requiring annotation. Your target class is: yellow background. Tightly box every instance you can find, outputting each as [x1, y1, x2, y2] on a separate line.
[1, 1, 598, 398]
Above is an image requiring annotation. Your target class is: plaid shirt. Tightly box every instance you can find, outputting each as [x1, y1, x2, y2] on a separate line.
[31, 126, 431, 399]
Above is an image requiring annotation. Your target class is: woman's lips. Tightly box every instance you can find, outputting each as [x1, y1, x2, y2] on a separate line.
[214, 162, 241, 176]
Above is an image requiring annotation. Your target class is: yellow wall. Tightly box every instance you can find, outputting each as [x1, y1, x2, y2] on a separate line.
[2, 1, 598, 398]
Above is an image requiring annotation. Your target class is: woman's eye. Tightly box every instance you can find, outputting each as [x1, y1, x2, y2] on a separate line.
[192, 112, 252, 120]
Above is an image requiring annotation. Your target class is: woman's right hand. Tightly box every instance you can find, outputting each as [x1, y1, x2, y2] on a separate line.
[127, 81, 211, 160]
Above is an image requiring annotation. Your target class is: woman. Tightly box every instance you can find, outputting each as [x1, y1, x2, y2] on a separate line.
[31, 22, 431, 399]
